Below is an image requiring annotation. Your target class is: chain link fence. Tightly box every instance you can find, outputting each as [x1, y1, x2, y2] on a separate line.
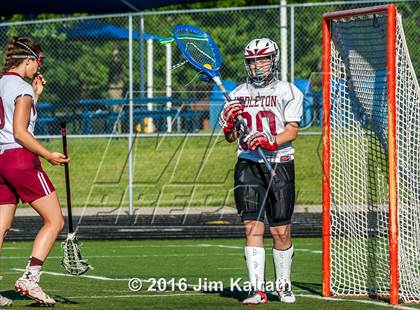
[0, 0, 418, 210]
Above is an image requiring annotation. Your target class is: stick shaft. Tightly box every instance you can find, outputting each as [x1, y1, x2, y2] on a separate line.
[61, 122, 73, 233]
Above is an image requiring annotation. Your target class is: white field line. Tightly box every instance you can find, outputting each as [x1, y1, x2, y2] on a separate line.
[11, 268, 128, 281]
[119, 244, 243, 249]
[65, 293, 206, 299]
[196, 244, 242, 249]
[196, 244, 322, 254]
[3, 244, 322, 253]
[1, 249, 321, 260]
[0, 249, 320, 260]
[2, 253, 243, 260]
[118, 243, 322, 254]
[296, 248, 322, 254]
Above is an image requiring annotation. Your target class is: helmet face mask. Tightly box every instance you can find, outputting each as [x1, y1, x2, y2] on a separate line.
[244, 38, 279, 87]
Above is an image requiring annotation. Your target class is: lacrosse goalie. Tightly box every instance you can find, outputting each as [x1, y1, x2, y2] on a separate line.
[219, 38, 303, 305]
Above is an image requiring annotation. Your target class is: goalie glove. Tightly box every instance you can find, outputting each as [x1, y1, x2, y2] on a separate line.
[218, 99, 245, 133]
[242, 131, 278, 151]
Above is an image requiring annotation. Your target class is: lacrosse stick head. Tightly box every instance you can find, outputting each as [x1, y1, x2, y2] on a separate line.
[62, 232, 92, 276]
[172, 25, 222, 79]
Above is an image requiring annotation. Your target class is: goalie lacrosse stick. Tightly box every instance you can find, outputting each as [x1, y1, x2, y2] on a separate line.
[61, 122, 92, 275]
[172, 25, 276, 177]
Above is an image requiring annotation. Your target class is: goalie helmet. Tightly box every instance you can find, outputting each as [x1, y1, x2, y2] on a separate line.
[244, 38, 279, 87]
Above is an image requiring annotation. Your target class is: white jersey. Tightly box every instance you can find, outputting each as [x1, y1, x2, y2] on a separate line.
[0, 73, 36, 146]
[228, 79, 303, 163]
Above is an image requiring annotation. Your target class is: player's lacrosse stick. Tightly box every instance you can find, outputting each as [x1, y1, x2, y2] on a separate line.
[172, 25, 276, 177]
[60, 122, 92, 275]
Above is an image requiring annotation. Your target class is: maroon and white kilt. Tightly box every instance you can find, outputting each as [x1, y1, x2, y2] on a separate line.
[0, 147, 55, 204]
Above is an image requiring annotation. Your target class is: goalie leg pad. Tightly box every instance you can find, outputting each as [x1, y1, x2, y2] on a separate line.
[234, 159, 268, 222]
[266, 161, 295, 227]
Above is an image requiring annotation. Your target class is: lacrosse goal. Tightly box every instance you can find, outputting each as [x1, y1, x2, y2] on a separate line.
[322, 4, 420, 304]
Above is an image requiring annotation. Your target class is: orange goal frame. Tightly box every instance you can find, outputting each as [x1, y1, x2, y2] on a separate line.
[321, 4, 399, 305]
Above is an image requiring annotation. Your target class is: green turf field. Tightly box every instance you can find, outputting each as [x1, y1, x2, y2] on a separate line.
[39, 133, 322, 208]
[1, 238, 417, 309]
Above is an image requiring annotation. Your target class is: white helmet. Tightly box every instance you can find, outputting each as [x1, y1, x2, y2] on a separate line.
[244, 38, 279, 87]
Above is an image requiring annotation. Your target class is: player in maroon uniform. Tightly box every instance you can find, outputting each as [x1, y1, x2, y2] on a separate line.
[219, 38, 303, 305]
[0, 36, 69, 306]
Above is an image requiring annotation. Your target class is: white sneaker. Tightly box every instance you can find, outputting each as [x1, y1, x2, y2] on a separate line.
[0, 294, 12, 307]
[278, 282, 295, 303]
[15, 268, 56, 306]
[242, 291, 268, 305]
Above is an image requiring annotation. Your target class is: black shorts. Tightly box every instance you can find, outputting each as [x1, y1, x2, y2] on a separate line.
[234, 158, 295, 227]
